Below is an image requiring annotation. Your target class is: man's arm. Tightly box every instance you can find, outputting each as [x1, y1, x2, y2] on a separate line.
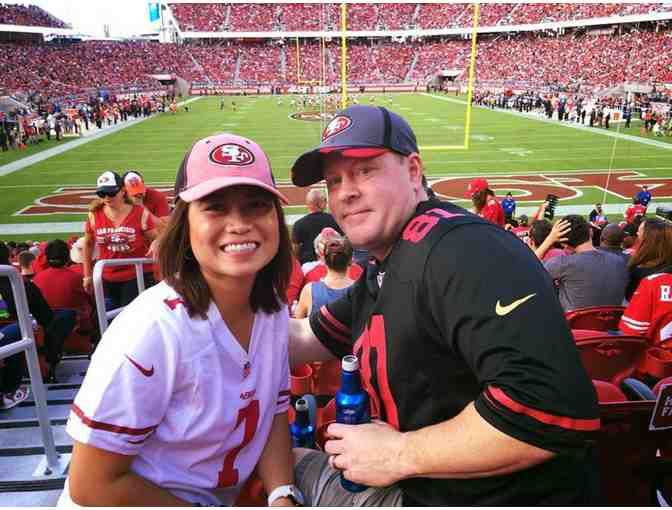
[326, 402, 553, 487]
[288, 317, 336, 367]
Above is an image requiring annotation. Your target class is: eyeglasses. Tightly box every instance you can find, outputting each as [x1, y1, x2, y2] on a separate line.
[96, 189, 120, 198]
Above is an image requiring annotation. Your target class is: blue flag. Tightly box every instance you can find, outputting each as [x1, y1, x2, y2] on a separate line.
[148, 2, 160, 22]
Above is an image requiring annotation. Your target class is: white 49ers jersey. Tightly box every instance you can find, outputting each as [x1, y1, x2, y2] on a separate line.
[61, 281, 290, 506]
[620, 272, 672, 346]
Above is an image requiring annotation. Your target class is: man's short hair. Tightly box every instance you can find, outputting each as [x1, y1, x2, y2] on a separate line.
[45, 239, 70, 268]
[600, 223, 624, 248]
[529, 219, 552, 247]
[562, 215, 591, 247]
[306, 188, 326, 209]
[17, 250, 35, 269]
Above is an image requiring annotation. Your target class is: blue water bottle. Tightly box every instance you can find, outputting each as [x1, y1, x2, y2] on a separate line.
[335, 354, 370, 493]
[290, 397, 315, 449]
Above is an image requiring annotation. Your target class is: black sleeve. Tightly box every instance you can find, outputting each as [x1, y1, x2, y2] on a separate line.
[291, 221, 303, 244]
[423, 224, 599, 455]
[25, 280, 53, 327]
[308, 284, 355, 360]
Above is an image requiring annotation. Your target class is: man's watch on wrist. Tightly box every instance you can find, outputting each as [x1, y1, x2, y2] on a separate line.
[267, 484, 305, 506]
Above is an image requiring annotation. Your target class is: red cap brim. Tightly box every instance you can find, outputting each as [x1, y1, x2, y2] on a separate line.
[319, 147, 389, 158]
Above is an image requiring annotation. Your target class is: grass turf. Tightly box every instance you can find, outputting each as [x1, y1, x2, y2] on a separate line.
[0, 93, 670, 236]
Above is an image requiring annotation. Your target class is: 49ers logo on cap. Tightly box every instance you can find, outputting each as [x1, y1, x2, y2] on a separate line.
[322, 115, 352, 141]
[209, 143, 255, 166]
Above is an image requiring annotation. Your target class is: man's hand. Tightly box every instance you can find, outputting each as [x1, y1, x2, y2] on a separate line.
[547, 219, 571, 245]
[324, 421, 413, 487]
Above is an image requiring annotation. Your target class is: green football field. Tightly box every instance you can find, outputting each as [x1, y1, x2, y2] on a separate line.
[1, 92, 671, 241]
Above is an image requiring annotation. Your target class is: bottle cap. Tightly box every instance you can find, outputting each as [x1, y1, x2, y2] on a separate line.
[295, 398, 308, 413]
[342, 355, 359, 372]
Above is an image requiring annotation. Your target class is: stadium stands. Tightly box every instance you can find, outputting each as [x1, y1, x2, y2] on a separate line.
[168, 3, 672, 32]
[0, 3, 68, 28]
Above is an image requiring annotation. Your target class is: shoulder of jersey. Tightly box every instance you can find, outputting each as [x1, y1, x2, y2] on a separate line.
[394, 202, 488, 274]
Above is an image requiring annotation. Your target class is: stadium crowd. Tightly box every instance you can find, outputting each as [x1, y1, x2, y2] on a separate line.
[0, 3, 68, 28]
[167, 2, 672, 32]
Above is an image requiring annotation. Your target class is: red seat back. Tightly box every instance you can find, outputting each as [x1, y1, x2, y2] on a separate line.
[592, 380, 627, 403]
[598, 400, 672, 505]
[575, 336, 648, 384]
[566, 306, 626, 331]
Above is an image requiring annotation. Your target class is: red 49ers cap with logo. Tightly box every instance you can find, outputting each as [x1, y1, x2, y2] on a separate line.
[291, 105, 419, 187]
[175, 133, 287, 204]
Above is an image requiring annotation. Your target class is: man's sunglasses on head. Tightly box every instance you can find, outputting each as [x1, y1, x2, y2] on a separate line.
[96, 189, 120, 198]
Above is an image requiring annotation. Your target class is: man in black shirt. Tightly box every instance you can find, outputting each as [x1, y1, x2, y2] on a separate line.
[288, 105, 600, 505]
[292, 189, 340, 265]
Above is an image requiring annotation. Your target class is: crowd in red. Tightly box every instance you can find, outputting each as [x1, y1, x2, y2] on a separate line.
[3, 26, 672, 99]
[168, 2, 671, 32]
[0, 3, 68, 28]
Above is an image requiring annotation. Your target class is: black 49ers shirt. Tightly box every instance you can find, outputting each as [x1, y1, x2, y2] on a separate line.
[310, 199, 601, 505]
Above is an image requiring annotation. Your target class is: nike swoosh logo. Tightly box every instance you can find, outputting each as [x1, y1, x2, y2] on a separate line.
[495, 293, 536, 316]
[125, 355, 154, 377]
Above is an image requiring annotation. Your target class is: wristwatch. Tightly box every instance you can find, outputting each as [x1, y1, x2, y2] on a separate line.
[267, 484, 305, 506]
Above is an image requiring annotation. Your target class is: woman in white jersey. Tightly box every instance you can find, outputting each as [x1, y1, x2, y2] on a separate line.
[61, 133, 302, 506]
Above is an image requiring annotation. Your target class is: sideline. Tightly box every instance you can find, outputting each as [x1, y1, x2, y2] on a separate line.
[421, 93, 672, 152]
[0, 97, 202, 177]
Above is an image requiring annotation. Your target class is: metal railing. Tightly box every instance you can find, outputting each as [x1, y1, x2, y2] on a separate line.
[0, 265, 67, 476]
[93, 258, 153, 335]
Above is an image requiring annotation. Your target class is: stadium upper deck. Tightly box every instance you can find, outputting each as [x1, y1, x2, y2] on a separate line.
[168, 2, 671, 33]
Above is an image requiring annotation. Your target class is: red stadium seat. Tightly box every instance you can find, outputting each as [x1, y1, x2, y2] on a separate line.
[575, 336, 648, 385]
[639, 347, 672, 381]
[597, 400, 672, 505]
[592, 380, 627, 403]
[571, 329, 606, 341]
[653, 376, 672, 396]
[565, 306, 626, 331]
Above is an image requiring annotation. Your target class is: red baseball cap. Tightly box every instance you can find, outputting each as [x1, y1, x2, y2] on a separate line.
[175, 133, 287, 204]
[465, 178, 489, 198]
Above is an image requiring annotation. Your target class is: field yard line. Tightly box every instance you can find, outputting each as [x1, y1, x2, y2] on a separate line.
[420, 93, 672, 152]
[0, 97, 203, 178]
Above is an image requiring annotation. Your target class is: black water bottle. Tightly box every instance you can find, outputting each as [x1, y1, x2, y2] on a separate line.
[290, 397, 315, 449]
[335, 355, 370, 493]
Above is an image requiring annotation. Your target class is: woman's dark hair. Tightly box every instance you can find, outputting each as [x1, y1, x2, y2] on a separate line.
[628, 218, 672, 269]
[324, 238, 353, 273]
[158, 194, 292, 319]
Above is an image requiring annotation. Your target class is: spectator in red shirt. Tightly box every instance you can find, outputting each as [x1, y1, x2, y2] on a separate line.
[33, 240, 94, 335]
[625, 196, 647, 224]
[465, 178, 505, 226]
[82, 171, 158, 309]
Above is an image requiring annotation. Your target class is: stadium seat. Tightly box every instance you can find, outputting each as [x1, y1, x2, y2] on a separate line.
[638, 347, 672, 381]
[312, 359, 341, 397]
[592, 379, 627, 403]
[597, 399, 672, 505]
[290, 364, 314, 397]
[565, 306, 626, 331]
[571, 329, 606, 341]
[575, 336, 648, 384]
[653, 376, 672, 396]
